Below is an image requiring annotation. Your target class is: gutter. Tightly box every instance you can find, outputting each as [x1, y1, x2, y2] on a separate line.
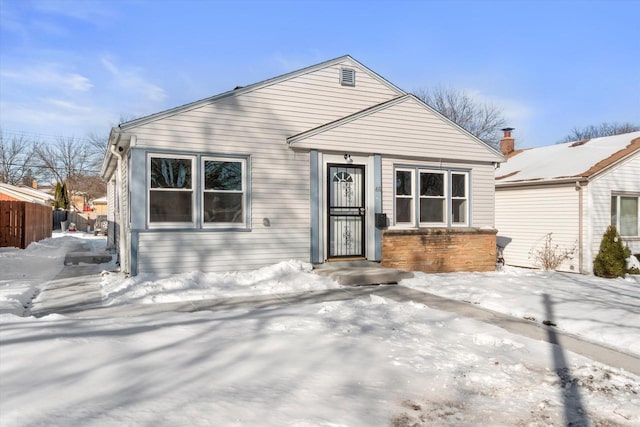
[100, 128, 122, 179]
[576, 181, 584, 274]
[109, 143, 126, 271]
[496, 177, 589, 189]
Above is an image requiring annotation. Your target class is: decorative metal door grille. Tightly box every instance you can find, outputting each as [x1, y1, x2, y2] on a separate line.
[328, 164, 365, 258]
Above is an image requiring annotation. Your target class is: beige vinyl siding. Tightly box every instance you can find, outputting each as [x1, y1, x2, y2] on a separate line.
[382, 158, 496, 228]
[136, 229, 310, 274]
[127, 59, 398, 273]
[133, 61, 399, 152]
[495, 185, 580, 272]
[292, 97, 501, 163]
[587, 153, 640, 271]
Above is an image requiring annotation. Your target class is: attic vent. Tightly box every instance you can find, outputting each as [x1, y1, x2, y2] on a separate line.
[340, 68, 356, 86]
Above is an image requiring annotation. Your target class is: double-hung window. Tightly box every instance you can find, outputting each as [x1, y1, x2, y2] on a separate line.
[394, 167, 470, 227]
[395, 169, 414, 224]
[148, 155, 194, 225]
[611, 194, 639, 237]
[419, 171, 447, 225]
[203, 157, 246, 227]
[451, 172, 468, 225]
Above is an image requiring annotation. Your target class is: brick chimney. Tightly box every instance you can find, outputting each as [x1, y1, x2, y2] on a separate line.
[500, 127, 515, 156]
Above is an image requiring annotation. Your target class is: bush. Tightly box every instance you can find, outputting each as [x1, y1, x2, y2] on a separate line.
[627, 254, 640, 275]
[593, 226, 631, 278]
[529, 233, 576, 271]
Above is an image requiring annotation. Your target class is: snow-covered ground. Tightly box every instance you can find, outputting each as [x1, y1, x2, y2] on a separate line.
[402, 268, 640, 357]
[1, 233, 639, 426]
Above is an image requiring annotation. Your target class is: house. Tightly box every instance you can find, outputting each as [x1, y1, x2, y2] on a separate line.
[91, 196, 108, 216]
[100, 55, 504, 276]
[495, 130, 640, 273]
[0, 182, 54, 248]
[0, 182, 55, 206]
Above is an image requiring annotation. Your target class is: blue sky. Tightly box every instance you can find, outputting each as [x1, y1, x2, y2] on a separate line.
[1, 0, 638, 148]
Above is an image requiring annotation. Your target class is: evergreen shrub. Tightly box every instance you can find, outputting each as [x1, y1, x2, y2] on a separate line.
[593, 226, 631, 278]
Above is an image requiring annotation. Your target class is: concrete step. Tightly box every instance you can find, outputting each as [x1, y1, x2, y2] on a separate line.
[313, 263, 414, 286]
[64, 251, 113, 265]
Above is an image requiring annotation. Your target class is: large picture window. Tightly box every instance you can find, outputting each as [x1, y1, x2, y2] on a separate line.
[611, 194, 639, 237]
[149, 155, 194, 224]
[394, 166, 470, 228]
[419, 171, 446, 225]
[203, 157, 246, 226]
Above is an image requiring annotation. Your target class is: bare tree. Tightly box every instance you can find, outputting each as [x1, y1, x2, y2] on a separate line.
[414, 86, 507, 148]
[0, 130, 37, 185]
[34, 137, 105, 210]
[86, 131, 110, 169]
[86, 113, 138, 169]
[558, 122, 640, 143]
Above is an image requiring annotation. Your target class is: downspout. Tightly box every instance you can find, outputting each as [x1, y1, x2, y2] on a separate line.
[576, 181, 584, 274]
[110, 143, 127, 272]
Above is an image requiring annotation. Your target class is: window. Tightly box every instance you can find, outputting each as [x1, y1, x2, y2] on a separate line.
[611, 194, 639, 237]
[420, 171, 446, 224]
[451, 173, 468, 225]
[148, 155, 194, 224]
[394, 166, 470, 227]
[203, 157, 246, 226]
[395, 170, 414, 224]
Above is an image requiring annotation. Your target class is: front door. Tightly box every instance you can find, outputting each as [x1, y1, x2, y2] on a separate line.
[328, 164, 365, 258]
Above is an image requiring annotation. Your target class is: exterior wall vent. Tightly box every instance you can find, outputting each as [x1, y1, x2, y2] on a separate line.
[340, 68, 356, 86]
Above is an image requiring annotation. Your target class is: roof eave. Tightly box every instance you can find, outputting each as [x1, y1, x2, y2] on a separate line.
[119, 55, 406, 132]
[496, 176, 588, 188]
[287, 95, 410, 145]
[100, 127, 130, 179]
[411, 94, 505, 162]
[579, 137, 640, 180]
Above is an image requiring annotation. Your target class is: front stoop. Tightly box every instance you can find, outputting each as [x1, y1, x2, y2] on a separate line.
[64, 251, 113, 265]
[313, 262, 414, 286]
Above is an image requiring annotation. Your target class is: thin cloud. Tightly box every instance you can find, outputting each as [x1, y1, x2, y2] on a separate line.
[32, 0, 115, 25]
[0, 99, 117, 136]
[101, 56, 167, 103]
[42, 98, 91, 113]
[1, 64, 93, 92]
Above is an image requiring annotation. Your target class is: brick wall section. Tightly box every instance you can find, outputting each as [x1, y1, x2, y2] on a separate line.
[381, 228, 497, 273]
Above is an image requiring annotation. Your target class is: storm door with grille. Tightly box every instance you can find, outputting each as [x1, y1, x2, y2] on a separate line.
[328, 164, 365, 258]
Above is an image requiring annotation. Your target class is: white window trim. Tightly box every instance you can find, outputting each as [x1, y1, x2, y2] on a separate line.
[419, 169, 448, 227]
[451, 172, 470, 227]
[393, 166, 471, 228]
[611, 193, 640, 238]
[394, 168, 415, 227]
[147, 153, 196, 229]
[202, 156, 248, 229]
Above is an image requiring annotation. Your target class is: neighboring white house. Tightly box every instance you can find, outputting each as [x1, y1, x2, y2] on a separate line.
[0, 182, 54, 206]
[495, 130, 640, 273]
[101, 55, 504, 276]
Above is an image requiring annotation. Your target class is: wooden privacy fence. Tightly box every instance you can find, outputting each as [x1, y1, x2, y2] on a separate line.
[0, 201, 52, 249]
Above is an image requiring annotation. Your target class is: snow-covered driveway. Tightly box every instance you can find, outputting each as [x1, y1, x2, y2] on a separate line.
[1, 233, 639, 425]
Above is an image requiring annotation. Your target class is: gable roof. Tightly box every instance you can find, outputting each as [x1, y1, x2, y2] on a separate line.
[288, 94, 504, 162]
[0, 183, 54, 205]
[118, 55, 405, 132]
[102, 55, 406, 178]
[496, 131, 640, 185]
